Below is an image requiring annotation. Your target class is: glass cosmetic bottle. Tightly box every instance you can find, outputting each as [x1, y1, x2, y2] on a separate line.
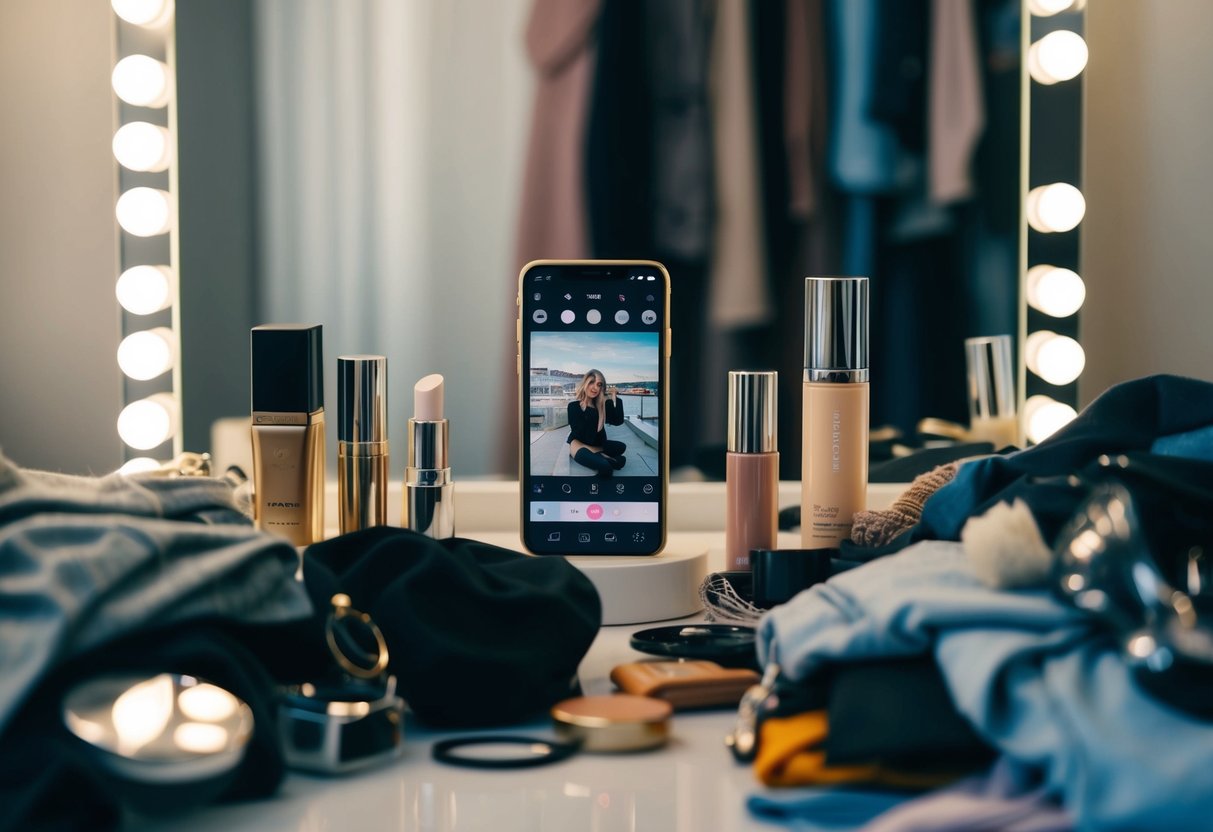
[725, 370, 779, 570]
[801, 277, 869, 547]
[250, 324, 326, 545]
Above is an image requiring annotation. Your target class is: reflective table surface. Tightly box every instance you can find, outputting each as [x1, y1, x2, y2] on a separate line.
[129, 531, 799, 832]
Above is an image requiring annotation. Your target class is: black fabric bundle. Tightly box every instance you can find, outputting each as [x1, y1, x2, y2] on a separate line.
[303, 527, 602, 727]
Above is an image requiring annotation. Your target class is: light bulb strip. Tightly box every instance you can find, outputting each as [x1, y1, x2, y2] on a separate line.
[112, 4, 182, 462]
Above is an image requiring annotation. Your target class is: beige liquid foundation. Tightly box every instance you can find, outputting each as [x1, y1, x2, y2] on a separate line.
[801, 277, 869, 547]
[251, 324, 326, 546]
[725, 370, 779, 570]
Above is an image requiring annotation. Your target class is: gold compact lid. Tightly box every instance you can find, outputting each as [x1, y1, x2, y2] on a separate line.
[551, 694, 672, 753]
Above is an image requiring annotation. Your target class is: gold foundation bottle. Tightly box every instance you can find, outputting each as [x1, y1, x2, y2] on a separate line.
[801, 277, 869, 548]
[250, 324, 325, 546]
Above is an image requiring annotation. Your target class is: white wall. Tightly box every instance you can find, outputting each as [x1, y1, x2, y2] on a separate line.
[1081, 0, 1213, 403]
[0, 0, 122, 474]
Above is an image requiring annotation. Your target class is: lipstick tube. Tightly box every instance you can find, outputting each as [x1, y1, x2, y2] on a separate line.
[250, 324, 325, 546]
[403, 373, 455, 539]
[726, 370, 779, 570]
[802, 277, 869, 547]
[338, 355, 389, 534]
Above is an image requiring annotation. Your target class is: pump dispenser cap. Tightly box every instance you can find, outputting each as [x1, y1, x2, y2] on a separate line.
[804, 277, 869, 382]
[251, 324, 323, 413]
[338, 355, 388, 443]
[728, 371, 778, 453]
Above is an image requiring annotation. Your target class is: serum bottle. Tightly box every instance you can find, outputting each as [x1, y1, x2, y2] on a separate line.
[726, 370, 779, 570]
[801, 277, 868, 547]
[250, 324, 326, 546]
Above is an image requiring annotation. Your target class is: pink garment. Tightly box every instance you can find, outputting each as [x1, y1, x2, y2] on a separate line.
[514, 0, 600, 269]
[929, 0, 986, 205]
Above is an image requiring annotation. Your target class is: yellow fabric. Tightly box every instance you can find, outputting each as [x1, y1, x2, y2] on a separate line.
[753, 711, 961, 790]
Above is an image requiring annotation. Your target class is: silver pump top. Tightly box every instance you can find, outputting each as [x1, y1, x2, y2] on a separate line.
[804, 277, 869, 382]
[337, 355, 388, 443]
[728, 370, 778, 454]
[965, 335, 1015, 420]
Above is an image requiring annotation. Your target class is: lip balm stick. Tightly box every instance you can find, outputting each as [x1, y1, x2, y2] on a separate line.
[403, 373, 455, 538]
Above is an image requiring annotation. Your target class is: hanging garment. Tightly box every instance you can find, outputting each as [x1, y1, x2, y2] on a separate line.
[707, 0, 772, 329]
[514, 0, 600, 267]
[929, 0, 986, 204]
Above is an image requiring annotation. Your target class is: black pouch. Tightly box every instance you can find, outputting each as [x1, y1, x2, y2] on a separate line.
[302, 528, 602, 727]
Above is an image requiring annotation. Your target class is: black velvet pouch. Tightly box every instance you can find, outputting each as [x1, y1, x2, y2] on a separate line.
[302, 527, 602, 727]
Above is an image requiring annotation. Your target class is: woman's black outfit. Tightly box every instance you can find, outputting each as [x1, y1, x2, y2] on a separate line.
[567, 398, 627, 475]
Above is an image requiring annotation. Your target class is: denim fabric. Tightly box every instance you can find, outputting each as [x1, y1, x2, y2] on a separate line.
[757, 541, 1213, 831]
[0, 453, 312, 735]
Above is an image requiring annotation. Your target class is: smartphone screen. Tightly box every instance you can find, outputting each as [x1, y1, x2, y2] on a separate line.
[519, 261, 669, 556]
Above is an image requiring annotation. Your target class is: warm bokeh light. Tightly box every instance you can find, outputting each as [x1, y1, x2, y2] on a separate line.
[111, 55, 171, 108]
[116, 187, 173, 237]
[1027, 265, 1086, 317]
[1029, 30, 1089, 85]
[1027, 183, 1086, 233]
[1024, 394, 1078, 444]
[111, 0, 175, 28]
[117, 327, 175, 381]
[113, 122, 172, 172]
[117, 393, 177, 450]
[1026, 330, 1086, 386]
[116, 265, 173, 315]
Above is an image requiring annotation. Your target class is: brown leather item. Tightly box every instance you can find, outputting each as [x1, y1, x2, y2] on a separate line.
[610, 661, 760, 710]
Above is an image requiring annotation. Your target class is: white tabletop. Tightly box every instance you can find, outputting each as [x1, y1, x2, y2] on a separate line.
[132, 484, 906, 830]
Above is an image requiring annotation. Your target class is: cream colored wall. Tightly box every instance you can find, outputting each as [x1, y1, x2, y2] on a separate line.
[1082, 0, 1213, 404]
[0, 0, 122, 474]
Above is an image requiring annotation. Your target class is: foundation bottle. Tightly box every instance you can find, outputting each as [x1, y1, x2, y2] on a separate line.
[964, 335, 1018, 447]
[801, 277, 869, 547]
[725, 370, 779, 570]
[250, 324, 326, 546]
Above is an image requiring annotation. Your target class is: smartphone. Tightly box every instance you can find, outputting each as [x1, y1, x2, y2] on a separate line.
[518, 260, 670, 556]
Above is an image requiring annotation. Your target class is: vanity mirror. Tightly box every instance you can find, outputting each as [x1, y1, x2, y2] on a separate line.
[0, 1, 1088, 476]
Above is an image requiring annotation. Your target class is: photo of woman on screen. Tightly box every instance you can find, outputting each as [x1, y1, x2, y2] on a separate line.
[567, 369, 627, 476]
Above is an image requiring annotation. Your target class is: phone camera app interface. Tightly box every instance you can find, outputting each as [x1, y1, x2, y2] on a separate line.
[525, 269, 663, 554]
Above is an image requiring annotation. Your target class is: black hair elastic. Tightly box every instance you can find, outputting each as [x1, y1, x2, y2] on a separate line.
[431, 735, 582, 769]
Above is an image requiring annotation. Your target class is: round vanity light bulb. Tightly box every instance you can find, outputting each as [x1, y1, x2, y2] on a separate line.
[1028, 30, 1088, 85]
[117, 393, 178, 450]
[113, 122, 172, 172]
[1024, 395, 1078, 444]
[111, 0, 175, 28]
[1026, 183, 1085, 233]
[1028, 0, 1080, 18]
[111, 55, 171, 108]
[116, 265, 173, 315]
[117, 327, 175, 381]
[116, 187, 173, 237]
[118, 457, 161, 475]
[1026, 330, 1086, 386]
[1027, 265, 1086, 317]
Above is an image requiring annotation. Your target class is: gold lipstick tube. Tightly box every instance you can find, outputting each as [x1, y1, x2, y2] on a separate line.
[338, 355, 389, 534]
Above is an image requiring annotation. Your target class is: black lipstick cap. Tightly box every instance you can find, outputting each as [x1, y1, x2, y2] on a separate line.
[251, 324, 324, 413]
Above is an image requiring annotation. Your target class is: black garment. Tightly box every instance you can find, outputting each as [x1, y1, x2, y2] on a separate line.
[574, 442, 627, 477]
[822, 656, 995, 772]
[0, 627, 293, 832]
[566, 398, 625, 446]
[302, 527, 601, 727]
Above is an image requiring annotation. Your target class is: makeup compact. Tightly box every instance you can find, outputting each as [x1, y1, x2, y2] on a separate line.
[431, 694, 673, 769]
[629, 624, 758, 668]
